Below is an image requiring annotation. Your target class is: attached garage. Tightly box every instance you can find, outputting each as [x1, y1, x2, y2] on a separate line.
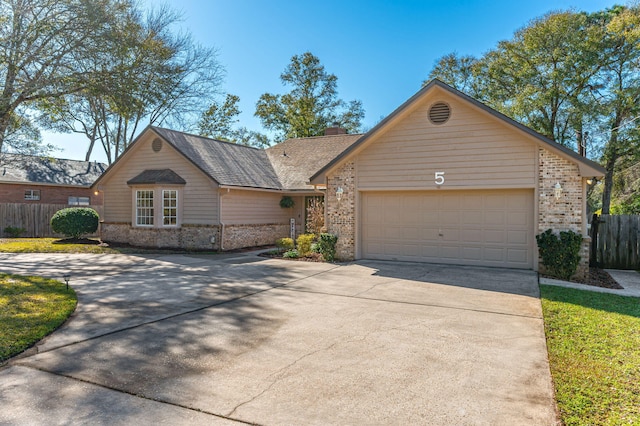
[312, 79, 606, 278]
[361, 189, 534, 269]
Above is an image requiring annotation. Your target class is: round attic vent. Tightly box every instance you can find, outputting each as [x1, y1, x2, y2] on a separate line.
[152, 138, 163, 152]
[428, 102, 451, 125]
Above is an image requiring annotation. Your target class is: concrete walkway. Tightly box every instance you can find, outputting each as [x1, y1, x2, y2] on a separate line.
[540, 269, 640, 297]
[0, 253, 557, 425]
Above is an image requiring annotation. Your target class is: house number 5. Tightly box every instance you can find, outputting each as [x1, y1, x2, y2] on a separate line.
[435, 171, 445, 185]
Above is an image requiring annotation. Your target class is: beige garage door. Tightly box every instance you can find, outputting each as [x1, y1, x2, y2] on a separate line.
[361, 189, 534, 269]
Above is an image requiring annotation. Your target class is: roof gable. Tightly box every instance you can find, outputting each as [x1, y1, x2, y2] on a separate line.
[310, 79, 605, 183]
[0, 154, 106, 187]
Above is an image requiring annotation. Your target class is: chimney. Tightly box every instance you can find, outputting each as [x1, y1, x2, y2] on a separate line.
[324, 123, 347, 136]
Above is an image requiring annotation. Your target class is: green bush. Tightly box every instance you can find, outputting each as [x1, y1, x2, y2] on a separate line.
[296, 233, 315, 256]
[536, 229, 582, 280]
[276, 237, 294, 251]
[50, 208, 99, 239]
[4, 226, 26, 238]
[316, 233, 338, 261]
[283, 249, 299, 258]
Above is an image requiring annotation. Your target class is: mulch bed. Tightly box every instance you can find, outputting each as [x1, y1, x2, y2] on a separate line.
[259, 251, 326, 262]
[543, 267, 623, 290]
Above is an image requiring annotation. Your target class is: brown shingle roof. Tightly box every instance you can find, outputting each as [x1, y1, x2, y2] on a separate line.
[266, 134, 362, 190]
[151, 127, 283, 189]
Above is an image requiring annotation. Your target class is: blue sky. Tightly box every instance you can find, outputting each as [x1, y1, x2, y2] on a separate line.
[49, 0, 619, 162]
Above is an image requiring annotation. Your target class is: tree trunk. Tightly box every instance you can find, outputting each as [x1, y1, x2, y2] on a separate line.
[601, 155, 616, 214]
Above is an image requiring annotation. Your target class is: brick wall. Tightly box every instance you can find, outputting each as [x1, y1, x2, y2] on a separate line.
[101, 223, 220, 250]
[101, 222, 289, 251]
[326, 161, 356, 260]
[221, 223, 290, 250]
[0, 183, 103, 205]
[538, 148, 589, 280]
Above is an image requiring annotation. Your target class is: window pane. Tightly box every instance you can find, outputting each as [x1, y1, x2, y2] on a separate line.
[24, 190, 40, 201]
[162, 190, 177, 226]
[136, 190, 154, 226]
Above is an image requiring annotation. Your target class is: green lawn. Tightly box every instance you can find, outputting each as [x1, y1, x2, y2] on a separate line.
[0, 238, 215, 254]
[541, 285, 640, 425]
[0, 238, 118, 254]
[0, 273, 77, 362]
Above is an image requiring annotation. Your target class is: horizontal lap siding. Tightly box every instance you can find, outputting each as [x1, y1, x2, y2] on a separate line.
[357, 97, 537, 189]
[221, 190, 303, 225]
[101, 134, 218, 224]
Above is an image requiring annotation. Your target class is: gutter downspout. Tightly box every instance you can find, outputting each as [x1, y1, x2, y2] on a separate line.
[219, 222, 225, 250]
[218, 187, 231, 251]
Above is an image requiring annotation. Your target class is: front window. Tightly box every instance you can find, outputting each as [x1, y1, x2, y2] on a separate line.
[136, 190, 154, 226]
[163, 190, 177, 226]
[24, 189, 40, 201]
[68, 196, 90, 206]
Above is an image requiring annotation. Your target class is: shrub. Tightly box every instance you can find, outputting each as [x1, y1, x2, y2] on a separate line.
[536, 229, 582, 280]
[50, 208, 99, 239]
[316, 233, 338, 261]
[4, 226, 26, 238]
[283, 249, 299, 258]
[310, 242, 320, 253]
[296, 233, 315, 256]
[276, 237, 294, 251]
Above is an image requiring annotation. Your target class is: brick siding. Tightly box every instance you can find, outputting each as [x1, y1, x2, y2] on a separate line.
[101, 222, 289, 251]
[325, 161, 356, 261]
[537, 148, 589, 280]
[0, 183, 103, 205]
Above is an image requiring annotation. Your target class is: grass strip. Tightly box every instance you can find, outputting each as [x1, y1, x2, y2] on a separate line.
[541, 284, 640, 425]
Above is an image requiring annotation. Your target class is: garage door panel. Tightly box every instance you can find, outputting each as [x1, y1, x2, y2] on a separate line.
[508, 230, 528, 244]
[484, 230, 506, 243]
[460, 211, 484, 225]
[362, 189, 533, 269]
[484, 212, 506, 225]
[460, 229, 482, 242]
[508, 249, 528, 263]
[508, 212, 529, 226]
[461, 247, 482, 260]
[484, 248, 506, 262]
[441, 245, 461, 259]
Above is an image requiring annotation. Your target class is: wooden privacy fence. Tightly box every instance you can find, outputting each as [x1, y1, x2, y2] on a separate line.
[591, 214, 640, 270]
[0, 203, 103, 238]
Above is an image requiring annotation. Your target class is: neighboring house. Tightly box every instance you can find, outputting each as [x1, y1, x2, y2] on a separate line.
[0, 154, 105, 205]
[92, 126, 360, 250]
[311, 79, 605, 279]
[94, 79, 605, 279]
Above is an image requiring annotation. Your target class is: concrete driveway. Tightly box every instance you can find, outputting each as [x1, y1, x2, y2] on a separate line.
[0, 252, 557, 425]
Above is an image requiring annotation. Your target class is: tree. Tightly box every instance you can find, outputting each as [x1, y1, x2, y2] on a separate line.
[41, 3, 224, 163]
[427, 6, 640, 214]
[430, 12, 603, 147]
[591, 6, 640, 213]
[198, 94, 269, 147]
[0, 0, 124, 154]
[255, 52, 364, 142]
[427, 53, 482, 97]
[198, 94, 241, 141]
